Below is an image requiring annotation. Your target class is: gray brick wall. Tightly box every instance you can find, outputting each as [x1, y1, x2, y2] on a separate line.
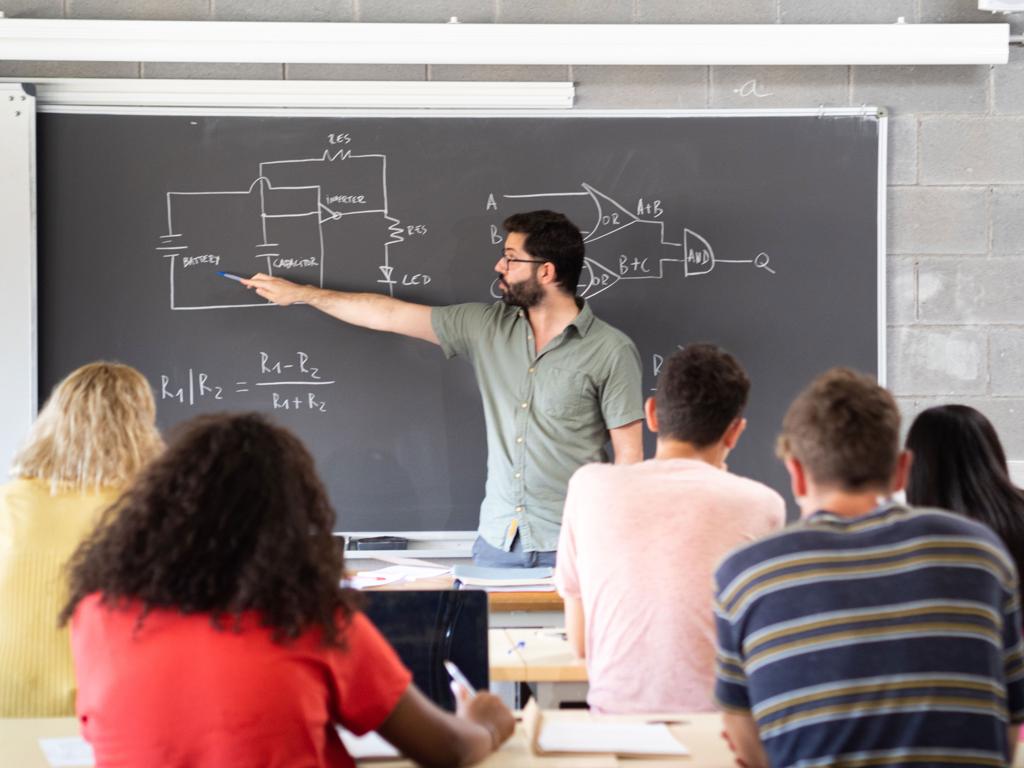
[2, 0, 1023, 456]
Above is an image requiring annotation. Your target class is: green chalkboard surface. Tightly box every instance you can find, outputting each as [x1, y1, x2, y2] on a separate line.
[37, 109, 882, 532]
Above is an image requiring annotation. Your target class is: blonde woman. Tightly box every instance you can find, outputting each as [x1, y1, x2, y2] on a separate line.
[0, 362, 162, 716]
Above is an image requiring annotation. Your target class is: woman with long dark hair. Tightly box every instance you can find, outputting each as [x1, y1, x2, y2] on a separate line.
[61, 413, 512, 768]
[905, 404, 1024, 598]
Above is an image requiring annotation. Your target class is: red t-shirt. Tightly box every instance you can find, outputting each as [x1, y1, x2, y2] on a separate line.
[70, 594, 412, 768]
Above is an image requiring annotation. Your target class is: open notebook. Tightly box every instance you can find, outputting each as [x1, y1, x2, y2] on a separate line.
[522, 699, 689, 758]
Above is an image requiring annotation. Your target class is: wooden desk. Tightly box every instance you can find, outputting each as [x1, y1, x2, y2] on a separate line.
[9, 714, 1024, 768]
[0, 714, 726, 767]
[1, 717, 84, 767]
[487, 589, 563, 614]
[490, 628, 587, 708]
[367, 576, 564, 616]
[491, 628, 586, 683]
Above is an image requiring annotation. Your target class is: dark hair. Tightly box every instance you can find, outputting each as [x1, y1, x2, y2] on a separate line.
[778, 368, 900, 491]
[60, 413, 357, 645]
[503, 210, 585, 295]
[655, 344, 749, 447]
[905, 405, 1024, 589]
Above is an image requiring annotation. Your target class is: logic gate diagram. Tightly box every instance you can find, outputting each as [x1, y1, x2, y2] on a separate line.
[490, 183, 777, 301]
[156, 149, 407, 310]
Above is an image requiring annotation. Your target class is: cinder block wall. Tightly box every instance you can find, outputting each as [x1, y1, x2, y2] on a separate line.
[3, 0, 1023, 458]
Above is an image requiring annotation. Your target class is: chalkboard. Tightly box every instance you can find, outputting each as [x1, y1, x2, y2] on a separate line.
[37, 109, 883, 532]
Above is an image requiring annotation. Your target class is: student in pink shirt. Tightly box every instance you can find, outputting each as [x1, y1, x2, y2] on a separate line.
[555, 344, 785, 714]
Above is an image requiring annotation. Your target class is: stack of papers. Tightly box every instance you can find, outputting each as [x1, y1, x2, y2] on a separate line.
[452, 565, 555, 591]
[345, 564, 451, 590]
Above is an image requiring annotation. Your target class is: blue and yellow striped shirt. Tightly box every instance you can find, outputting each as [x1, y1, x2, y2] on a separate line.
[714, 503, 1024, 768]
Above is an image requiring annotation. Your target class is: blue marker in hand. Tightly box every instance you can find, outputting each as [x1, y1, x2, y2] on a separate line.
[217, 271, 245, 283]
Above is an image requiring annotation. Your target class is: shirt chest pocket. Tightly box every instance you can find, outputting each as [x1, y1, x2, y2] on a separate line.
[535, 367, 593, 420]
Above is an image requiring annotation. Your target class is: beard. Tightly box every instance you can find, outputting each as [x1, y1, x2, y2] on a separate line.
[499, 273, 544, 308]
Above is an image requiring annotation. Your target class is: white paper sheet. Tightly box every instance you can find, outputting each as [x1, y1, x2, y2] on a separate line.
[375, 554, 452, 569]
[538, 721, 688, 756]
[337, 728, 400, 760]
[38, 738, 95, 767]
[346, 571, 406, 589]
[344, 564, 451, 590]
[365, 565, 451, 582]
[38, 729, 397, 765]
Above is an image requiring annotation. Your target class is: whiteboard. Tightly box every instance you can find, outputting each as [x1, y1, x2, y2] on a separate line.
[0, 82, 36, 476]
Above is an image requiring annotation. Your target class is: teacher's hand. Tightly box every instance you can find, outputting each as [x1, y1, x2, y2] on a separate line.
[241, 273, 316, 306]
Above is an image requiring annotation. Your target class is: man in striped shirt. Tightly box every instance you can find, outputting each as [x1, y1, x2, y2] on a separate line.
[714, 368, 1024, 768]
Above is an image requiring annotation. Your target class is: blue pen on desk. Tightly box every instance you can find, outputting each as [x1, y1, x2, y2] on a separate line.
[506, 640, 526, 655]
[217, 271, 245, 283]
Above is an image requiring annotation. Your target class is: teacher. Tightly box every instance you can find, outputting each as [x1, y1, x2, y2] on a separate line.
[245, 210, 643, 567]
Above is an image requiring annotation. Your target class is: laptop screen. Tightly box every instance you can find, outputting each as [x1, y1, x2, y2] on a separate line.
[361, 590, 489, 711]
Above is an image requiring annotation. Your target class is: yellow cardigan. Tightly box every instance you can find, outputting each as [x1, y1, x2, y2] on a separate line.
[0, 478, 120, 716]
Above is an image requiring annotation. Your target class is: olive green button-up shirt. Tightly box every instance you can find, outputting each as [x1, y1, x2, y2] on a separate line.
[432, 300, 643, 552]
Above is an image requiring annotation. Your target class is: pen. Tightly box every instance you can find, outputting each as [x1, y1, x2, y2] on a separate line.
[443, 660, 477, 695]
[506, 640, 526, 655]
[217, 271, 245, 283]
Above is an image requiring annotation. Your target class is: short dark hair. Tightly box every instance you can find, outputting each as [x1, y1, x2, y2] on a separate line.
[906, 405, 1024, 597]
[503, 210, 585, 295]
[778, 368, 900, 491]
[655, 344, 750, 447]
[60, 413, 358, 645]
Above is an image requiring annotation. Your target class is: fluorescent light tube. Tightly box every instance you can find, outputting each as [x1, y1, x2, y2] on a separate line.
[0, 20, 1011, 66]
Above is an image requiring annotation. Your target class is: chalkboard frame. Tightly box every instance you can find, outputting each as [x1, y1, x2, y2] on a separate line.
[0, 83, 37, 477]
[26, 99, 887, 555]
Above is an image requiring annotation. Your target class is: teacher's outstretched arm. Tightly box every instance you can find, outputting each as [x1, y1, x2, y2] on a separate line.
[242, 273, 439, 345]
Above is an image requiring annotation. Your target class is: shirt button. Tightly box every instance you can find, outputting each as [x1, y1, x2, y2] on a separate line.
[516, 436, 523, 443]
[520, 402, 528, 409]
[518, 311, 523, 318]
[528, 367, 535, 374]
[514, 472, 521, 479]
[515, 506, 524, 513]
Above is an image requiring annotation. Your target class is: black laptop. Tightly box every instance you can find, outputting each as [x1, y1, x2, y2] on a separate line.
[361, 590, 489, 711]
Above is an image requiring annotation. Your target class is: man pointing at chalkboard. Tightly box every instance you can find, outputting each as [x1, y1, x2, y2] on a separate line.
[244, 211, 643, 568]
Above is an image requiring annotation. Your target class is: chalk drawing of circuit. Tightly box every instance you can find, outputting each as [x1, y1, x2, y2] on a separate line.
[156, 150, 404, 310]
[490, 183, 776, 301]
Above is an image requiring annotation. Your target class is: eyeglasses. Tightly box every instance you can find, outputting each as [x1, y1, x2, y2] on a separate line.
[501, 257, 546, 270]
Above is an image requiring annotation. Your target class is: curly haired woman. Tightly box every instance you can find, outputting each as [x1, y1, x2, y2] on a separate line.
[0, 361, 162, 716]
[61, 412, 513, 768]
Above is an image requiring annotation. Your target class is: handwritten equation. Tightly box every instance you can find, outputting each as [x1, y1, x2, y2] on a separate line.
[159, 351, 335, 412]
